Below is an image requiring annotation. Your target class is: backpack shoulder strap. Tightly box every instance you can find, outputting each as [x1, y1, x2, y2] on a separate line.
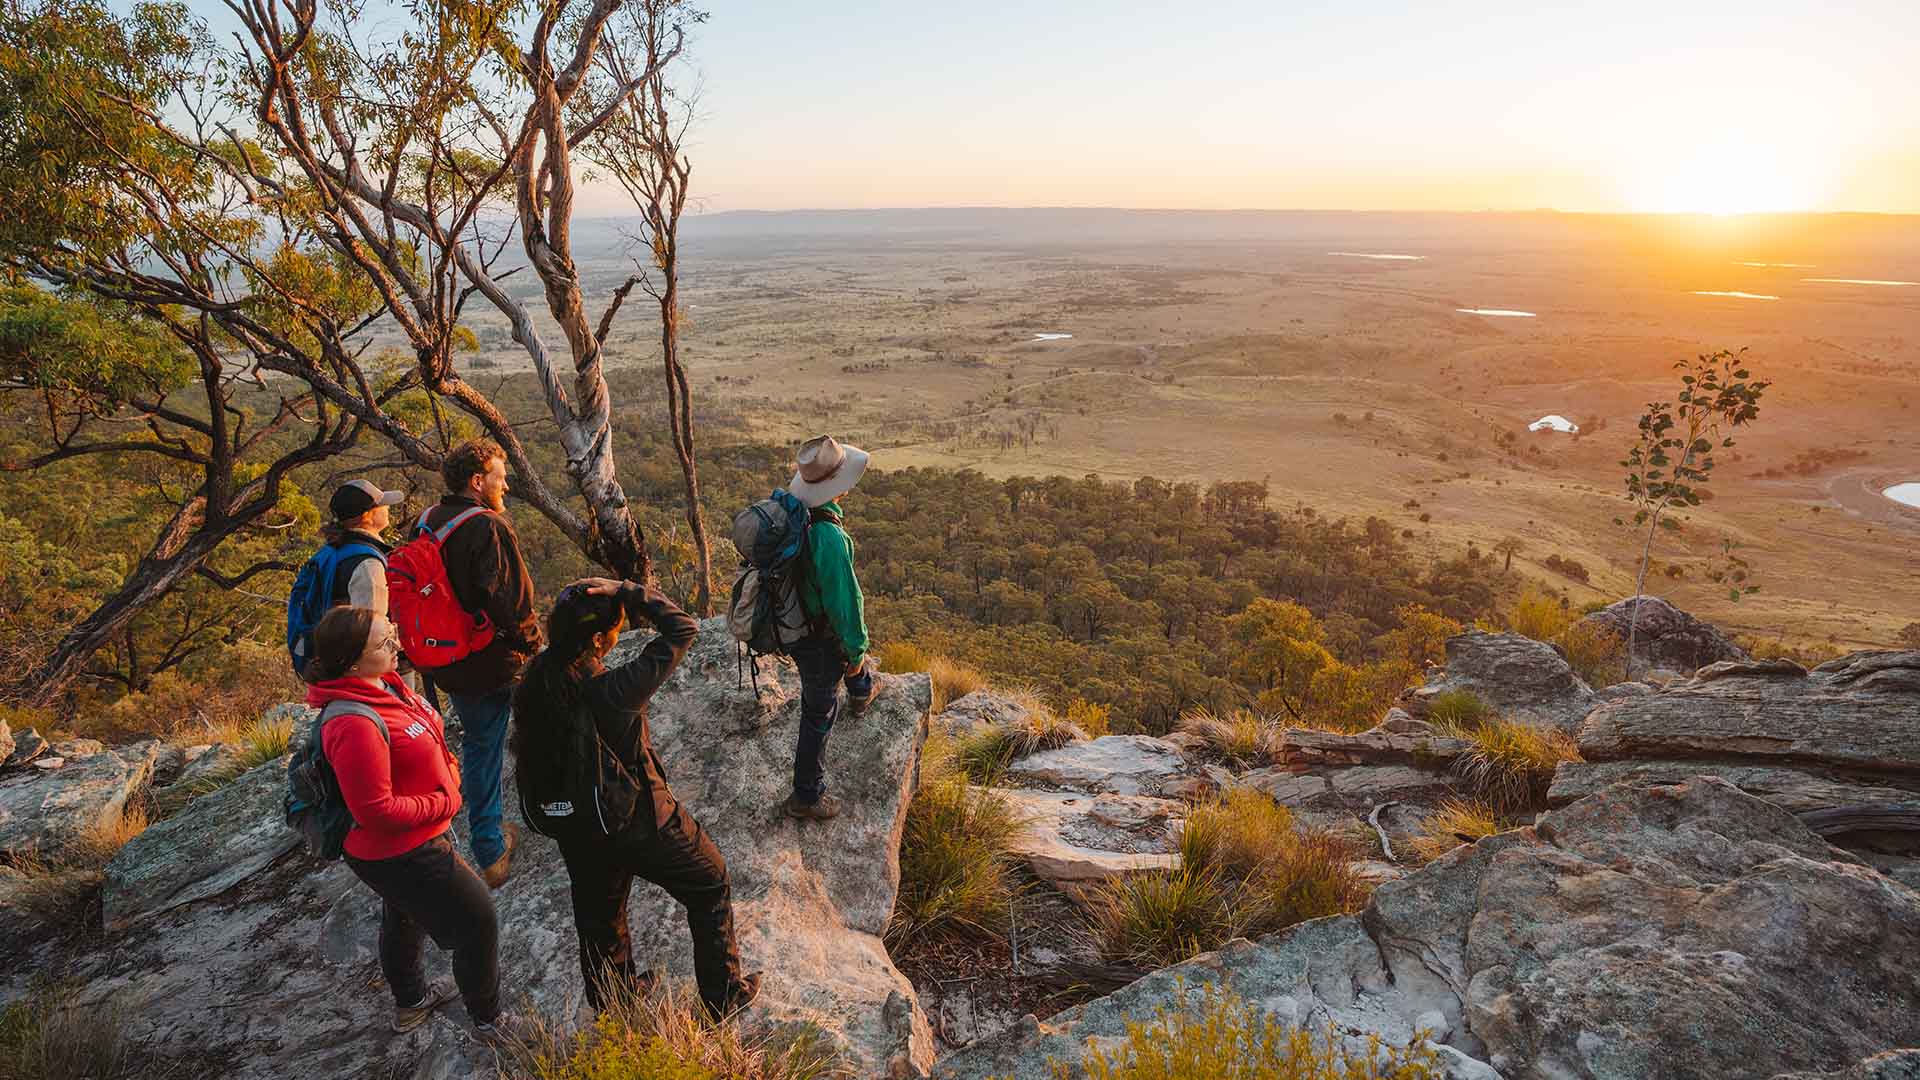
[431, 505, 492, 544]
[318, 700, 390, 745]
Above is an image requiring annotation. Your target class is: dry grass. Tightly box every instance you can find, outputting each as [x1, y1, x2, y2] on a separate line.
[0, 981, 135, 1080]
[953, 698, 1086, 783]
[1406, 799, 1502, 864]
[888, 736, 1030, 947]
[504, 977, 844, 1080]
[8, 805, 150, 929]
[925, 656, 987, 713]
[872, 640, 932, 675]
[1093, 790, 1369, 968]
[1454, 719, 1581, 811]
[1423, 691, 1491, 736]
[1177, 707, 1286, 767]
[1064, 698, 1113, 738]
[1558, 622, 1627, 688]
[1506, 587, 1574, 642]
[1051, 983, 1441, 1080]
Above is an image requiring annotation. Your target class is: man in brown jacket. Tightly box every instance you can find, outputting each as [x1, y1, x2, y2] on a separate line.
[424, 439, 543, 887]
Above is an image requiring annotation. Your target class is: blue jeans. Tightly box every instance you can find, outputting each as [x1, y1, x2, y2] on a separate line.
[449, 688, 512, 867]
[791, 639, 873, 804]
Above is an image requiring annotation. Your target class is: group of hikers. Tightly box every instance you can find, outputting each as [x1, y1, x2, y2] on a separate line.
[285, 435, 877, 1043]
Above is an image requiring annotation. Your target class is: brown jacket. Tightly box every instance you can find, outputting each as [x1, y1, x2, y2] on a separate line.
[422, 495, 542, 697]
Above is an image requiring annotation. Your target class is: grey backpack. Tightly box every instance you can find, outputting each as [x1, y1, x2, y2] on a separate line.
[726, 489, 819, 657]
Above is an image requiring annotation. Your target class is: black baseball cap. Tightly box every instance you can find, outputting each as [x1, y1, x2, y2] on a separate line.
[330, 479, 405, 521]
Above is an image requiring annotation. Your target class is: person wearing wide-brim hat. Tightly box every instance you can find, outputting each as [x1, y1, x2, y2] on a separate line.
[783, 435, 877, 821]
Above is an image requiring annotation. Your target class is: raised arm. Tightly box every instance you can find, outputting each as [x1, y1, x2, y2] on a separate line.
[590, 581, 699, 714]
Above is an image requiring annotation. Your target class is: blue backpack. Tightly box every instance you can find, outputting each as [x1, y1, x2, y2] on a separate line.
[286, 539, 384, 675]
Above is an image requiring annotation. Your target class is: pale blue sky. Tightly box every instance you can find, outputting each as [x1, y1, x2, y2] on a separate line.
[185, 0, 1920, 213]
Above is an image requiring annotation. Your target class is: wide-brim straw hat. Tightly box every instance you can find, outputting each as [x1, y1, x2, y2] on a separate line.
[788, 435, 870, 508]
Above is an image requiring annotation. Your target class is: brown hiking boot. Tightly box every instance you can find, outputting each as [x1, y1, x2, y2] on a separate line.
[846, 682, 877, 717]
[705, 971, 763, 1025]
[480, 824, 520, 890]
[784, 793, 842, 820]
[393, 977, 459, 1033]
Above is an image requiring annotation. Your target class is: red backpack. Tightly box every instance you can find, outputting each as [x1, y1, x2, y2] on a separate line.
[386, 506, 496, 671]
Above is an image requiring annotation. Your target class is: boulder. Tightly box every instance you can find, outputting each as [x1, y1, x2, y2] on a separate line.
[102, 754, 298, 929]
[940, 777, 1920, 1079]
[1002, 735, 1191, 797]
[1549, 760, 1918, 814]
[992, 788, 1182, 889]
[1578, 595, 1748, 673]
[0, 740, 161, 857]
[64, 619, 937, 1080]
[1239, 767, 1335, 807]
[937, 690, 1036, 737]
[1327, 765, 1460, 805]
[1408, 632, 1596, 732]
[4, 726, 47, 767]
[1275, 719, 1472, 771]
[52, 737, 107, 759]
[1772, 1050, 1920, 1079]
[1576, 651, 1920, 776]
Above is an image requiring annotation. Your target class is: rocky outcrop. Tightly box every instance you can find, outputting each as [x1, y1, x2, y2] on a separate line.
[1578, 595, 1748, 673]
[1003, 735, 1192, 797]
[102, 756, 298, 929]
[43, 619, 938, 1079]
[1773, 1051, 1920, 1079]
[937, 690, 1035, 736]
[1406, 632, 1596, 732]
[0, 740, 161, 857]
[3, 726, 47, 767]
[0, 719, 12, 766]
[938, 778, 1920, 1080]
[1555, 651, 1920, 819]
[992, 789, 1182, 890]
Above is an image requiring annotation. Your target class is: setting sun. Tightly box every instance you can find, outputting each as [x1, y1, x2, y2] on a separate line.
[1619, 136, 1829, 215]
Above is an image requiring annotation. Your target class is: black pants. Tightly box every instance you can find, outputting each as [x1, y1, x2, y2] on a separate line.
[346, 833, 500, 1024]
[789, 635, 868, 803]
[557, 798, 746, 1016]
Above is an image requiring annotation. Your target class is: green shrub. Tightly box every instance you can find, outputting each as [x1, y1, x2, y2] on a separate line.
[1506, 587, 1572, 642]
[1454, 719, 1580, 810]
[1177, 707, 1285, 767]
[889, 741, 1028, 946]
[1041, 982, 1441, 1080]
[1253, 827, 1370, 929]
[506, 978, 841, 1080]
[1423, 690, 1490, 736]
[1178, 788, 1295, 880]
[1558, 622, 1626, 688]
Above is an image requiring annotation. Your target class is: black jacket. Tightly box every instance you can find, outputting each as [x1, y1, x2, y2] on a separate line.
[422, 495, 543, 696]
[577, 583, 700, 831]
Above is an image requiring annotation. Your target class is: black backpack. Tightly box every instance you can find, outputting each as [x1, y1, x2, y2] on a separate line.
[284, 701, 388, 860]
[515, 701, 638, 839]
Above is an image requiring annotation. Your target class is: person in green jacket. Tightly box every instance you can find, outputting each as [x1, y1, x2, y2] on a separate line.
[783, 435, 877, 820]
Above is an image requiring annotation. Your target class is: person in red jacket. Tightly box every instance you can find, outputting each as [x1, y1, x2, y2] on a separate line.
[304, 606, 527, 1043]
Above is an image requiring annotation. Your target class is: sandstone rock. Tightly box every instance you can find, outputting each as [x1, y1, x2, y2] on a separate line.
[993, 788, 1182, 888]
[4, 726, 46, 767]
[51, 737, 106, 759]
[1773, 1051, 1920, 1080]
[43, 620, 937, 1079]
[1275, 724, 1473, 771]
[1577, 651, 1920, 775]
[102, 755, 298, 929]
[937, 689, 1035, 737]
[1328, 765, 1460, 804]
[1002, 735, 1190, 796]
[0, 740, 161, 857]
[1578, 595, 1749, 673]
[0, 718, 12, 766]
[1549, 760, 1919, 815]
[1409, 632, 1596, 732]
[942, 777, 1920, 1079]
[1240, 767, 1335, 806]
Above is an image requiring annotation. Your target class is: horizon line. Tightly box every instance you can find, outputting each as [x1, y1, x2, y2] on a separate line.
[630, 205, 1920, 221]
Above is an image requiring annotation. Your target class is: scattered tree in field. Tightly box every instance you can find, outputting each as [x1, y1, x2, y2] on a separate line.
[1493, 536, 1524, 573]
[1620, 349, 1768, 677]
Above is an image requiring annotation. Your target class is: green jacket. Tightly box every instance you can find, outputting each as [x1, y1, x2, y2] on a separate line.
[799, 501, 869, 662]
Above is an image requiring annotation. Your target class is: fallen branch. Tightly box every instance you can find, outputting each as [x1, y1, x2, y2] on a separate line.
[1369, 801, 1400, 862]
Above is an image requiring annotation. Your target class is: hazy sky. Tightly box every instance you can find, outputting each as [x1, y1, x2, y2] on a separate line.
[645, 0, 1919, 215]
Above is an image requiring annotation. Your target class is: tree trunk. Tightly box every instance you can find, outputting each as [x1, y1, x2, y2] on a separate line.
[660, 266, 712, 614]
[25, 499, 227, 702]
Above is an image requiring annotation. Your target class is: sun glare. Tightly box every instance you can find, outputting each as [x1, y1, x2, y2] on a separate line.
[1620, 137, 1825, 216]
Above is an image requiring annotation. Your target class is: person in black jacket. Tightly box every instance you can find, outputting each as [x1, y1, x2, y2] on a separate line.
[509, 576, 760, 1021]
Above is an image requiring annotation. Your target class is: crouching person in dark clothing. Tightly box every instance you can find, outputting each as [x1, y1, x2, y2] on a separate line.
[303, 606, 529, 1044]
[510, 578, 761, 1021]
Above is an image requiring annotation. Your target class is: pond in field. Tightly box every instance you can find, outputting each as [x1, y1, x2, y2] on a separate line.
[1329, 252, 1426, 260]
[1692, 290, 1779, 300]
[1804, 278, 1918, 287]
[1885, 483, 1920, 509]
[1456, 308, 1536, 317]
[1030, 333, 1073, 341]
[1529, 415, 1579, 433]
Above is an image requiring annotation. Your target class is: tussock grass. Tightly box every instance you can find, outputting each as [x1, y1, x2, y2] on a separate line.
[925, 656, 986, 713]
[1558, 622, 1626, 688]
[1407, 799, 1501, 864]
[889, 737, 1029, 947]
[1177, 707, 1286, 767]
[0, 981, 135, 1080]
[1045, 983, 1440, 1080]
[1063, 698, 1113, 739]
[953, 701, 1086, 783]
[872, 641, 931, 675]
[1454, 719, 1580, 811]
[203, 713, 295, 771]
[505, 978, 843, 1080]
[9, 805, 150, 929]
[1423, 690, 1491, 736]
[1506, 588, 1573, 642]
[1092, 791, 1370, 968]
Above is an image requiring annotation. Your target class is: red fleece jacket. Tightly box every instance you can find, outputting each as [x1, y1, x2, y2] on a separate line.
[307, 673, 462, 861]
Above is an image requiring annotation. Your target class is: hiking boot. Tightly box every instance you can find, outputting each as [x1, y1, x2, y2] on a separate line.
[846, 681, 878, 717]
[784, 793, 842, 820]
[480, 824, 521, 890]
[473, 1010, 540, 1049]
[704, 971, 763, 1025]
[393, 977, 459, 1033]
